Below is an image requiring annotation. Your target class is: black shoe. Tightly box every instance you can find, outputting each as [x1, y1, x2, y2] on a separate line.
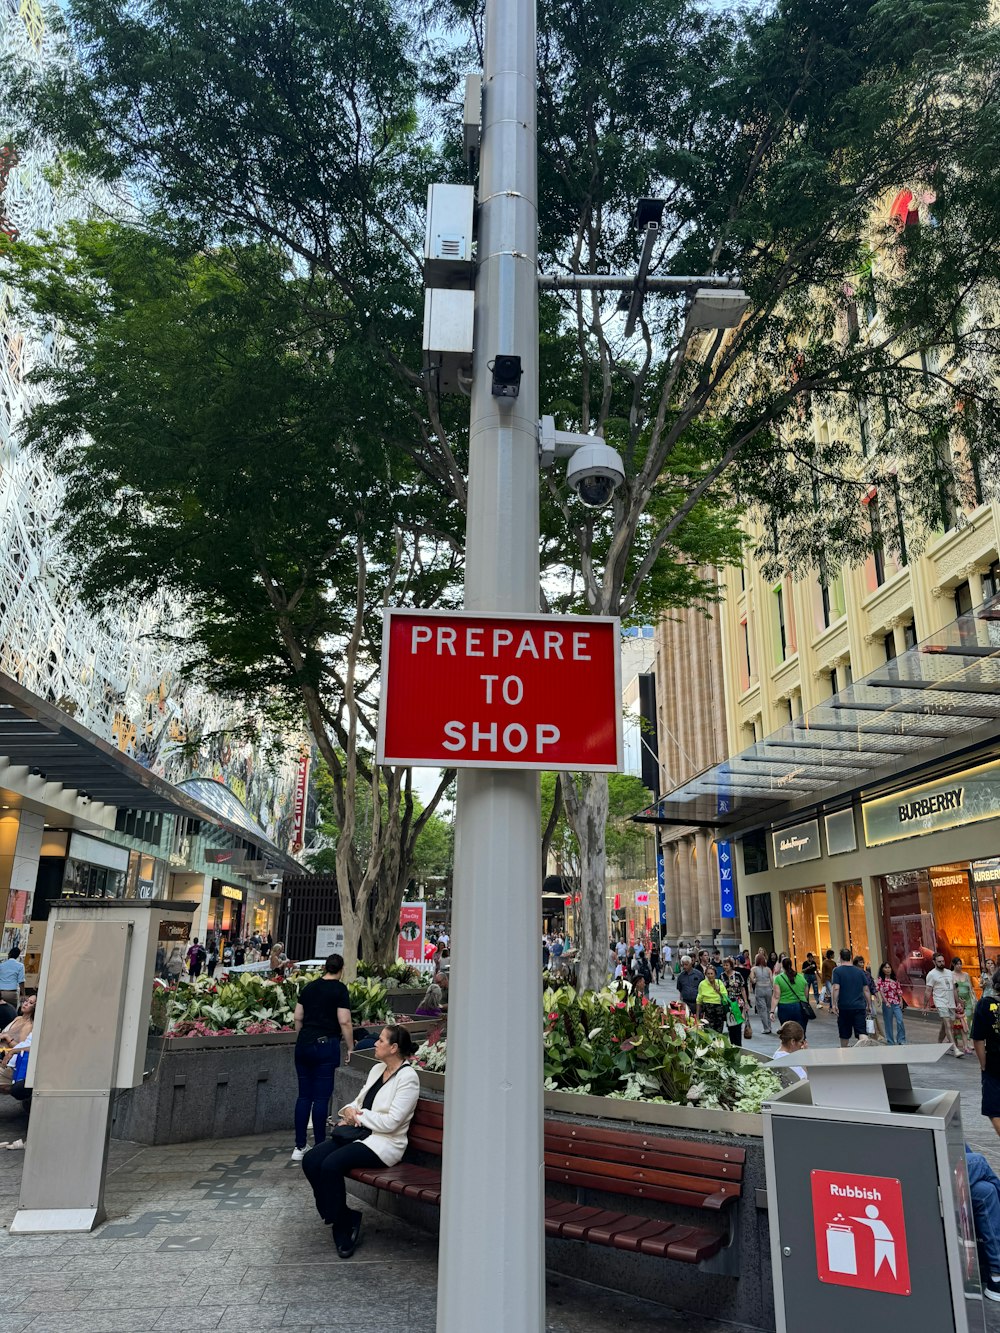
[335, 1211, 363, 1258]
[985, 1276, 1000, 1303]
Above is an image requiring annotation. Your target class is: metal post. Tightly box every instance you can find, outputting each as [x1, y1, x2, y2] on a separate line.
[435, 0, 544, 1324]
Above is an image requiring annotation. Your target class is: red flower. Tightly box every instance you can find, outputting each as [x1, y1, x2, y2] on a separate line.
[616, 1002, 626, 1010]
[642, 997, 649, 1007]
[548, 1011, 558, 1021]
[611, 1036, 620, 1043]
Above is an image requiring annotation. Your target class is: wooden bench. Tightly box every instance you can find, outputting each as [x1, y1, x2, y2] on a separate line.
[348, 1097, 745, 1271]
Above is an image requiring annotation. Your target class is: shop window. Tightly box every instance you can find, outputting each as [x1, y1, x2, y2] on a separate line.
[883, 631, 897, 662]
[783, 888, 831, 970]
[954, 580, 973, 619]
[819, 578, 832, 630]
[877, 863, 977, 1005]
[742, 830, 769, 876]
[903, 620, 917, 650]
[983, 559, 1000, 601]
[837, 881, 870, 964]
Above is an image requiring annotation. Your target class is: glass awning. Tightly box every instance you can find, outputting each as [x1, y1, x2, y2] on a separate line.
[634, 591, 1000, 830]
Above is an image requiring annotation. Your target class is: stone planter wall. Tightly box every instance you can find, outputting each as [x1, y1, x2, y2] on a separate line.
[113, 1033, 300, 1145]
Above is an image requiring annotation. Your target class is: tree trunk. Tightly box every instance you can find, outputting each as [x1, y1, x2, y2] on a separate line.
[339, 903, 362, 980]
[562, 771, 610, 993]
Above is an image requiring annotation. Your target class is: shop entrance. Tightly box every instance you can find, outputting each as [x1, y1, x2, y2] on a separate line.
[783, 888, 831, 969]
[836, 881, 870, 964]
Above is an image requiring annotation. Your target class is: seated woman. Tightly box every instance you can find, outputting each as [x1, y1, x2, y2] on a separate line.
[0, 995, 34, 1071]
[301, 1024, 419, 1258]
[414, 976, 445, 1018]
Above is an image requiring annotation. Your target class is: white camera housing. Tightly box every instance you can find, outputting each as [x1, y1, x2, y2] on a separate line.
[565, 442, 626, 509]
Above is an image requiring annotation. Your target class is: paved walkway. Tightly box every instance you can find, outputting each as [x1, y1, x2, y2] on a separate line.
[1, 992, 999, 1332]
[0, 1097, 746, 1333]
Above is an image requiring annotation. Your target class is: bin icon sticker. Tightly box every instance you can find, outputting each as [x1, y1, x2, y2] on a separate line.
[811, 1170, 910, 1296]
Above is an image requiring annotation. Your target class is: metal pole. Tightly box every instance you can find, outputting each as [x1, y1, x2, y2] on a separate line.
[539, 272, 739, 291]
[435, 0, 544, 1323]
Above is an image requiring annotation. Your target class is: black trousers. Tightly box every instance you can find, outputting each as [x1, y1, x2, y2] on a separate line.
[301, 1139, 381, 1238]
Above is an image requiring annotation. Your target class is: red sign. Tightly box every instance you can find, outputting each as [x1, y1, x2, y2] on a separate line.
[377, 610, 621, 772]
[811, 1171, 910, 1296]
[613, 894, 621, 911]
[398, 903, 426, 965]
[292, 749, 310, 852]
[636, 892, 649, 905]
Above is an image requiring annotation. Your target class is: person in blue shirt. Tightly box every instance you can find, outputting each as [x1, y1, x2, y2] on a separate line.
[831, 947, 872, 1047]
[0, 948, 25, 1007]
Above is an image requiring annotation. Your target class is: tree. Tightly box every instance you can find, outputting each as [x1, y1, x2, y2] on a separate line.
[444, 0, 1000, 988]
[9, 0, 1000, 996]
[0, 226, 458, 972]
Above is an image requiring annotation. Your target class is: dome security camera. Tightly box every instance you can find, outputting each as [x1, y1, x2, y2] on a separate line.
[565, 442, 625, 509]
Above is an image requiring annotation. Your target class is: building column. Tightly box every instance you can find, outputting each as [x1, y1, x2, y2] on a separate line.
[861, 874, 885, 971]
[0, 811, 44, 949]
[677, 840, 694, 940]
[695, 832, 714, 938]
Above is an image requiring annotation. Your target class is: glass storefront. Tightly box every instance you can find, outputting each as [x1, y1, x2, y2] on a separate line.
[783, 887, 831, 969]
[837, 880, 870, 963]
[876, 862, 984, 1007]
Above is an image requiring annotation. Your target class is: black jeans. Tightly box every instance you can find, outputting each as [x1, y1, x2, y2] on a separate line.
[301, 1139, 381, 1239]
[294, 1040, 340, 1150]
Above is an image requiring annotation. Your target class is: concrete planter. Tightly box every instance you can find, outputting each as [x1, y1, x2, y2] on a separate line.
[385, 986, 427, 1016]
[114, 1033, 304, 1144]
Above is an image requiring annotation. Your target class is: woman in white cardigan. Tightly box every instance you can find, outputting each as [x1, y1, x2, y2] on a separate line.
[301, 1023, 420, 1257]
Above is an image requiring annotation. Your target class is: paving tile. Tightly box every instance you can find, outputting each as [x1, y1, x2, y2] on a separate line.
[215, 1305, 288, 1329]
[196, 1284, 264, 1307]
[152, 1306, 225, 1330]
[21, 1311, 164, 1333]
[156, 1233, 219, 1252]
[77, 1285, 209, 1311]
[215, 1198, 266, 1211]
[9, 1292, 89, 1314]
[0, 1316, 35, 1333]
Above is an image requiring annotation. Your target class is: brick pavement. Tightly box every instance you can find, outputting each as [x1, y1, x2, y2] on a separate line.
[0, 1096, 745, 1333]
[1, 996, 999, 1332]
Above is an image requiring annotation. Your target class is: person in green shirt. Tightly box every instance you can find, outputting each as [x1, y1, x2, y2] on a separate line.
[696, 965, 728, 1034]
[771, 957, 811, 1033]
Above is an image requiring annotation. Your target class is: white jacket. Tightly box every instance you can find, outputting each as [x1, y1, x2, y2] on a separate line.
[348, 1062, 421, 1165]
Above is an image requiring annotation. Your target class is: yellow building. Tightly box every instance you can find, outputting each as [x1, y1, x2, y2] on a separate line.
[647, 189, 1000, 1004]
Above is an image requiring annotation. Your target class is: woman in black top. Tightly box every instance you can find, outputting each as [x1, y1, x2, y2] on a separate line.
[291, 954, 354, 1162]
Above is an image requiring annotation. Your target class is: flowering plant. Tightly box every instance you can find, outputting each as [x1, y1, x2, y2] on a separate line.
[410, 986, 780, 1112]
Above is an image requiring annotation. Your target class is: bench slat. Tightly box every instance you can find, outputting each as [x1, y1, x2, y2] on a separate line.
[544, 1128, 742, 1182]
[547, 1163, 738, 1211]
[542, 1152, 740, 1200]
[545, 1119, 745, 1166]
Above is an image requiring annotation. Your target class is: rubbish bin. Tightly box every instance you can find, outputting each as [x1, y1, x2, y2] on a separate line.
[762, 1047, 984, 1333]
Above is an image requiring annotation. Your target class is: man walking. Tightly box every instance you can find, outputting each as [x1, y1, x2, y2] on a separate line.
[831, 947, 871, 1047]
[186, 936, 206, 979]
[926, 953, 963, 1056]
[676, 955, 704, 1011]
[0, 948, 24, 1008]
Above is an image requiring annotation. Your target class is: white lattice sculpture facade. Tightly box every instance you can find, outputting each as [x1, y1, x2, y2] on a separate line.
[0, 2, 302, 850]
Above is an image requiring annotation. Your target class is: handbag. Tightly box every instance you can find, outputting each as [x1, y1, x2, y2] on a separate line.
[800, 1000, 817, 1021]
[865, 1016, 876, 1035]
[325, 1122, 371, 1146]
[743, 1017, 753, 1039]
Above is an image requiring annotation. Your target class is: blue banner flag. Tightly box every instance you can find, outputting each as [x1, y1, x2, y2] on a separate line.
[717, 840, 736, 919]
[656, 851, 666, 926]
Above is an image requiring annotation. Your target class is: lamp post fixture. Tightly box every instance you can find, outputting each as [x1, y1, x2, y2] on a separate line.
[433, 3, 748, 1327]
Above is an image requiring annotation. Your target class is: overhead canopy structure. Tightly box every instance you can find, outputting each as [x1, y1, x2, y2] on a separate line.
[635, 594, 1000, 833]
[0, 671, 299, 871]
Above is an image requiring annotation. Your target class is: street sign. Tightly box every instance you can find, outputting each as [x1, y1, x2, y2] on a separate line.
[378, 609, 622, 771]
[398, 902, 426, 964]
[811, 1170, 910, 1296]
